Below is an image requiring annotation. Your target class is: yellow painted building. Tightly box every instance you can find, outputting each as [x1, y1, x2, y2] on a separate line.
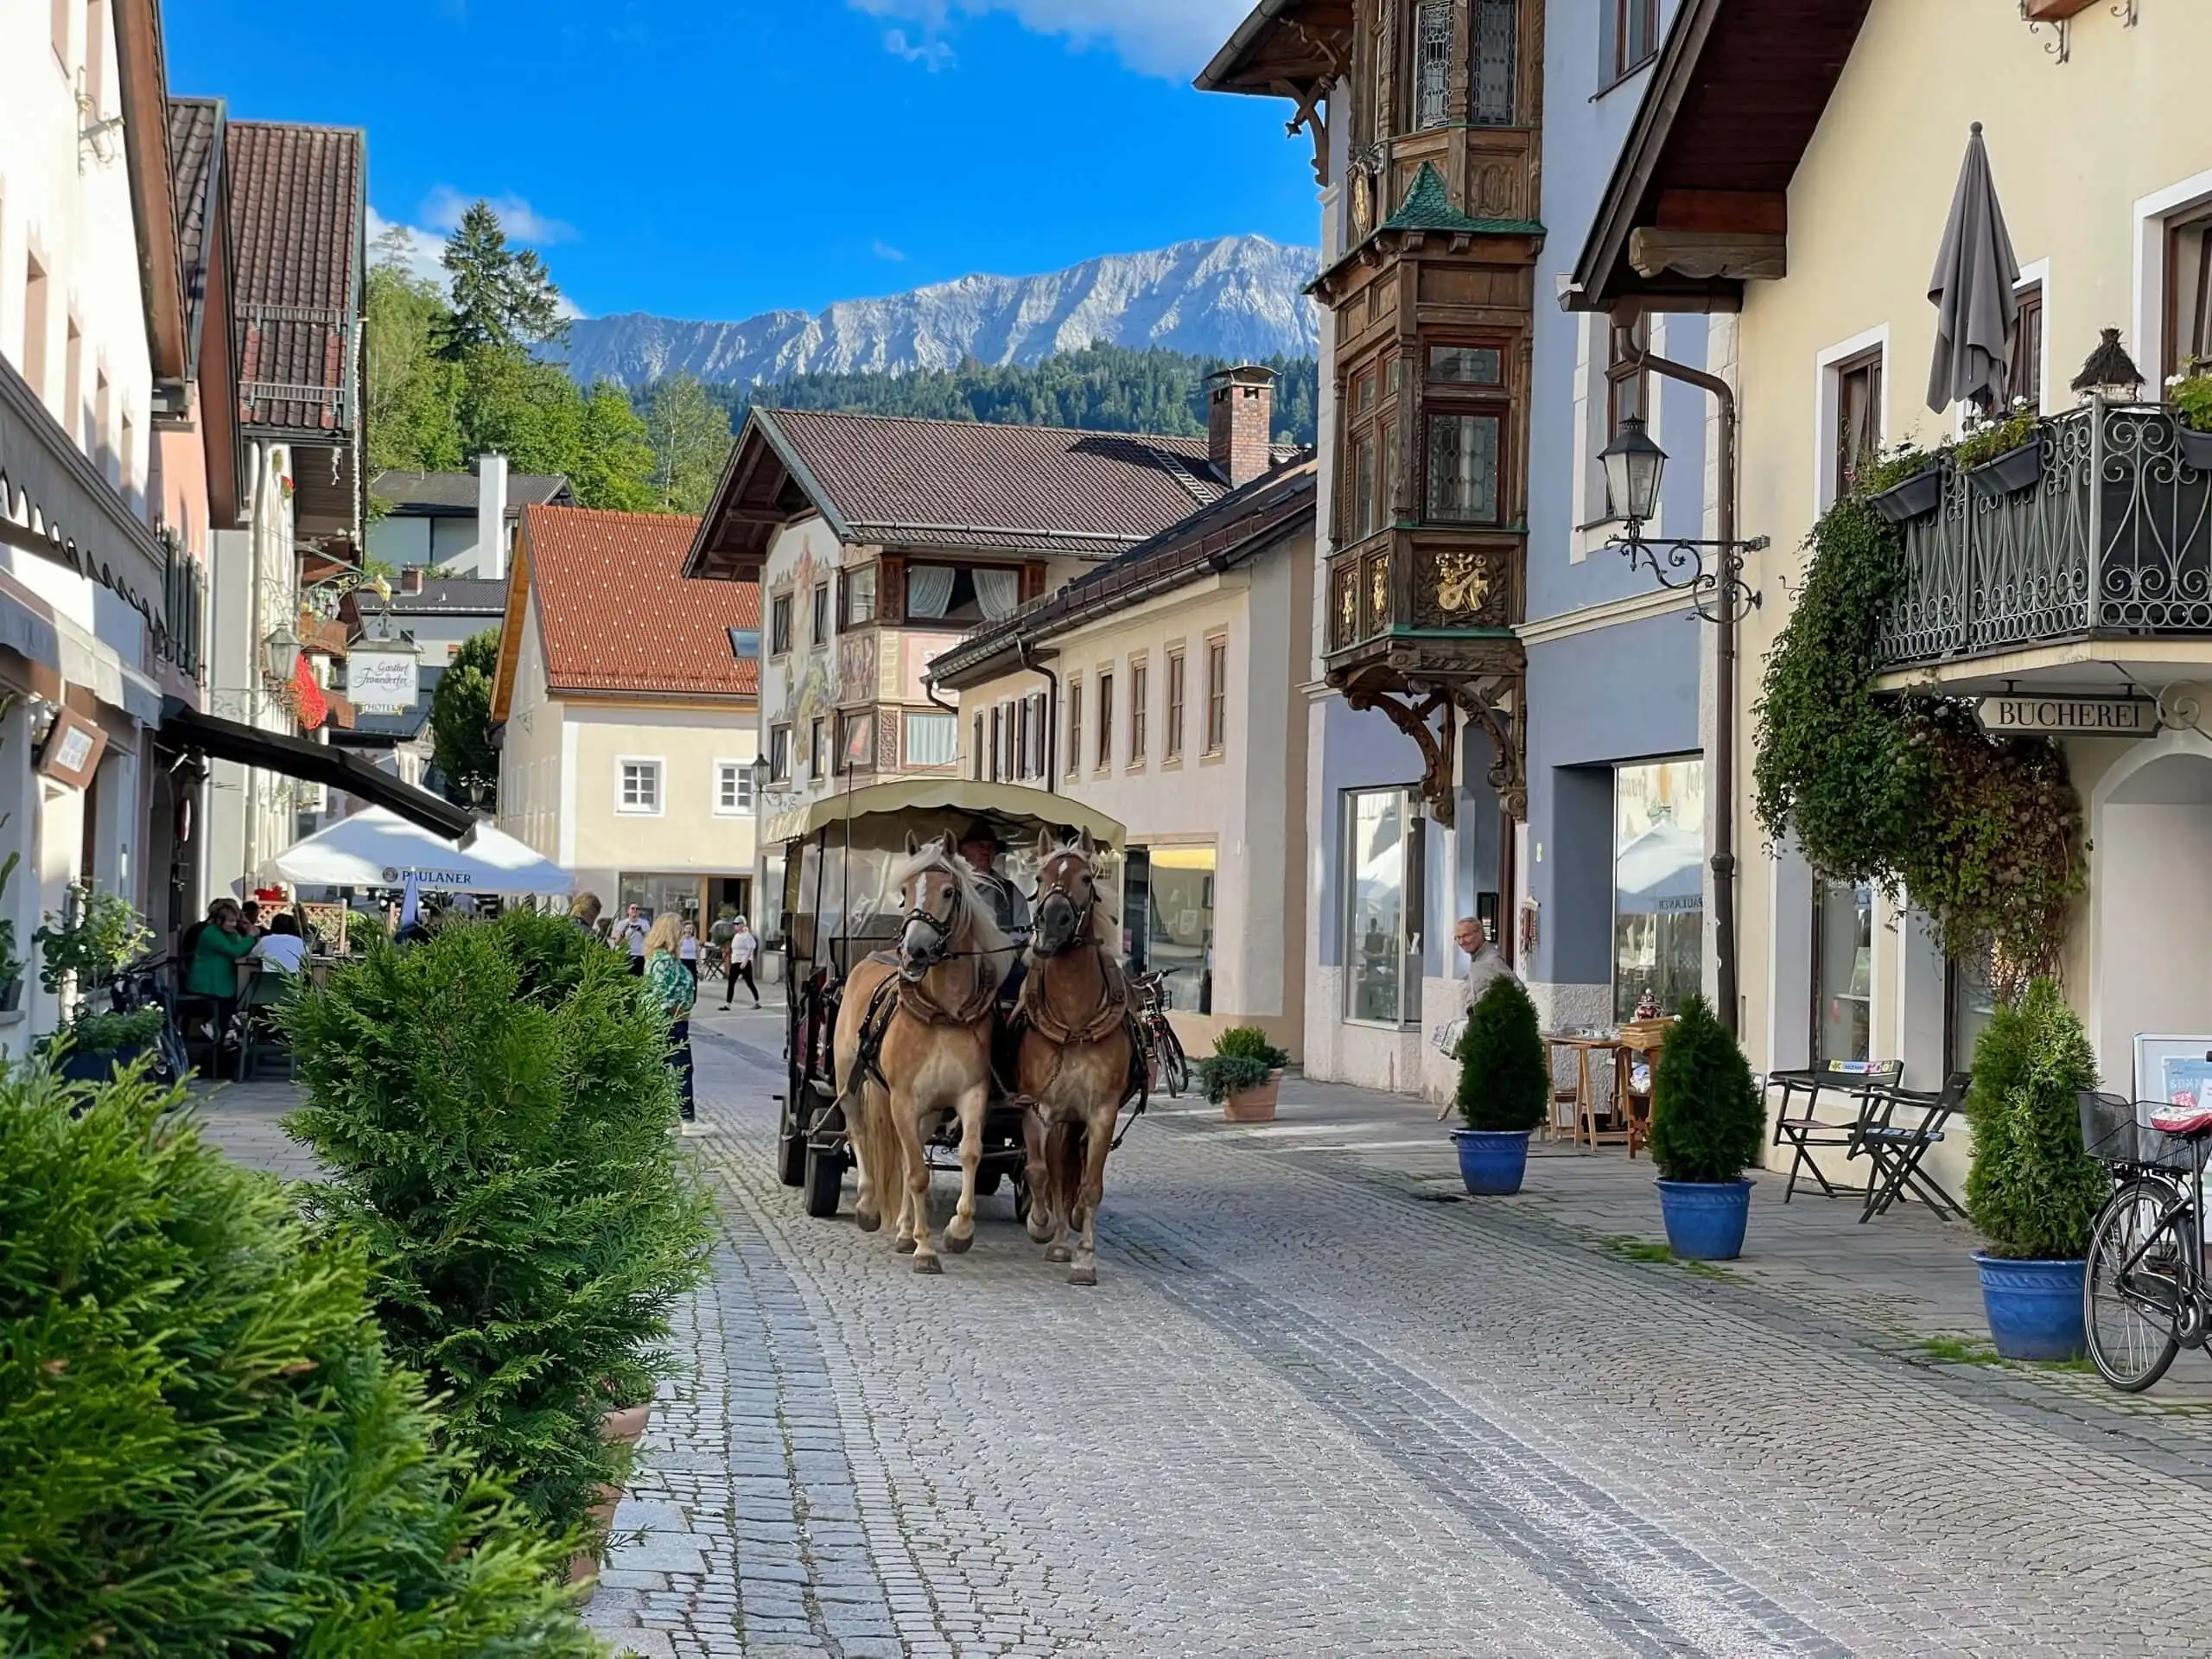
[1574, 0, 2212, 1179]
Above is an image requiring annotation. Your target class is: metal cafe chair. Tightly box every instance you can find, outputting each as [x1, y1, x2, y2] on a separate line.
[1853, 1070, 1971, 1223]
[1769, 1059, 1904, 1203]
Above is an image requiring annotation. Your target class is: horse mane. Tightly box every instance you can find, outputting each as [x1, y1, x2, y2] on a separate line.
[889, 839, 1013, 962]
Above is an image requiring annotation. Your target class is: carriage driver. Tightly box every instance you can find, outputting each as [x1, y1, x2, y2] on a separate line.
[957, 819, 1033, 1079]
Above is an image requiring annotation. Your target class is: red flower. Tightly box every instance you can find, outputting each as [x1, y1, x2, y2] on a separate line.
[289, 652, 328, 730]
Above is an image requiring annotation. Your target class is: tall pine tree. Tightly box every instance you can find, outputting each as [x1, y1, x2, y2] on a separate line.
[437, 201, 566, 359]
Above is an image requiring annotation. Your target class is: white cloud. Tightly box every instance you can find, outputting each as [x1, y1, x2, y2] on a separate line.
[872, 240, 908, 262]
[366, 207, 447, 283]
[851, 0, 1247, 79]
[418, 187, 577, 245]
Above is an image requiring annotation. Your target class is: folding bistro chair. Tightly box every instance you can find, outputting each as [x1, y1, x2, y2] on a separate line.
[235, 963, 296, 1082]
[1770, 1059, 1903, 1203]
[1853, 1070, 1970, 1223]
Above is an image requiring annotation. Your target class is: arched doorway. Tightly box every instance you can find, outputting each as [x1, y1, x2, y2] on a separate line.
[2093, 741, 2212, 1091]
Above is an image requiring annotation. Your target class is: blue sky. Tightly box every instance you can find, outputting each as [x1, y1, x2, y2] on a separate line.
[163, 0, 1319, 323]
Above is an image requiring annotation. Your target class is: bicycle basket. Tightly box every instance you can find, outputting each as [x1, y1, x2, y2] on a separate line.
[2078, 1090, 2198, 1173]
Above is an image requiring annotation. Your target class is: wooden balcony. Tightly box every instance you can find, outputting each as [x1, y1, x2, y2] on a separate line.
[1877, 403, 2212, 676]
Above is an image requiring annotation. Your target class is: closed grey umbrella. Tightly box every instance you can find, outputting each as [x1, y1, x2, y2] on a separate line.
[1927, 122, 2022, 415]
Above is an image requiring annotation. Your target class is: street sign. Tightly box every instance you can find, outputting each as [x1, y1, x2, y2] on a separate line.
[347, 644, 421, 714]
[1975, 695, 2154, 737]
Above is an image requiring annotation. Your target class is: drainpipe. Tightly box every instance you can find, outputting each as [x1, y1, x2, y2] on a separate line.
[1624, 337, 1744, 1039]
[1016, 639, 1058, 795]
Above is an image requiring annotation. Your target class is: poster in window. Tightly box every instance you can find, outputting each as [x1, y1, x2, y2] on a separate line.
[2134, 1035, 2212, 1103]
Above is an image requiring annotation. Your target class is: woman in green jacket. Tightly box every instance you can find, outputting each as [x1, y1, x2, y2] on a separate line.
[186, 898, 256, 1071]
[642, 912, 697, 1126]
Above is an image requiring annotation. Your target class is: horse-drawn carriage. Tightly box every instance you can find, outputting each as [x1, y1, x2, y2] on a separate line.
[770, 779, 1128, 1242]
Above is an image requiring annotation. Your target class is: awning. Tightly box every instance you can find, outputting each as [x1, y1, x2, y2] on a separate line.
[259, 807, 569, 895]
[765, 779, 1125, 851]
[160, 699, 475, 840]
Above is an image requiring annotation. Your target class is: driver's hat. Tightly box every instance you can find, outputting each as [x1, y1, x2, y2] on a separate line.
[959, 818, 1001, 850]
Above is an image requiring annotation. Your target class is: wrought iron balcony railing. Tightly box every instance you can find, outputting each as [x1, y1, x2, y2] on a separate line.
[1877, 402, 2212, 671]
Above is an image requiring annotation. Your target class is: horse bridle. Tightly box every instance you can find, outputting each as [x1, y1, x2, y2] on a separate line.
[1032, 849, 1097, 957]
[899, 863, 968, 974]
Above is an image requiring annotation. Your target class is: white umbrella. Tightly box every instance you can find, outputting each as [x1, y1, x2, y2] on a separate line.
[258, 807, 573, 896]
[1615, 818, 1705, 917]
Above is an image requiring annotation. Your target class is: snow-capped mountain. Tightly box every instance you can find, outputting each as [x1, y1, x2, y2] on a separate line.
[550, 235, 1319, 388]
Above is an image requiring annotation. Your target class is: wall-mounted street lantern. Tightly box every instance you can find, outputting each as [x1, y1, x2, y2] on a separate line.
[1599, 415, 1768, 624]
[261, 620, 302, 685]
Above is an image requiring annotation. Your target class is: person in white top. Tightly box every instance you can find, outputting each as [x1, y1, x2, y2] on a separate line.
[678, 919, 701, 984]
[724, 916, 760, 1009]
[249, 913, 310, 976]
[615, 904, 650, 974]
[1434, 916, 1520, 1120]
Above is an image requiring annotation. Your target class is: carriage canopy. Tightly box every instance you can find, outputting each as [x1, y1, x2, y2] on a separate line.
[776, 780, 1127, 980]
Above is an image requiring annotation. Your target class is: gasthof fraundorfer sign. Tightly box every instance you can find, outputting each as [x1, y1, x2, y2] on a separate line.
[346, 646, 420, 714]
[1975, 696, 2154, 737]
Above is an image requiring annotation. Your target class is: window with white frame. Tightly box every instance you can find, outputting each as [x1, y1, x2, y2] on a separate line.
[715, 760, 753, 816]
[769, 724, 792, 781]
[905, 709, 957, 769]
[617, 758, 663, 815]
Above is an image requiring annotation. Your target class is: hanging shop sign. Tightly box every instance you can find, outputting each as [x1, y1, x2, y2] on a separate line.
[346, 645, 420, 715]
[1975, 695, 2155, 738]
[35, 707, 107, 789]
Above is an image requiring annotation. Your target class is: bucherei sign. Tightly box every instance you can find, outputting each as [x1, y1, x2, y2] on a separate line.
[1974, 696, 2154, 737]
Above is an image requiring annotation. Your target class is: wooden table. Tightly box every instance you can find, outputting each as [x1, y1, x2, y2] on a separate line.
[1543, 1033, 1633, 1151]
[1614, 1018, 1675, 1160]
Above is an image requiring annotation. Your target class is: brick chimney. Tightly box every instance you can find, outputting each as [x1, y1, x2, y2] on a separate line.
[1207, 365, 1276, 489]
[400, 566, 426, 594]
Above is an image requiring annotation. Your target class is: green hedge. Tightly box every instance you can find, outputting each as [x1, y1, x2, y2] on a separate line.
[0, 1065, 601, 1656]
[1456, 976, 1548, 1133]
[1965, 981, 2107, 1260]
[283, 923, 712, 1535]
[1648, 995, 1764, 1185]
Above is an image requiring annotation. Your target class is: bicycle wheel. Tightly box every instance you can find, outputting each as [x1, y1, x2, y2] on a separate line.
[2084, 1179, 2187, 1392]
[1158, 1022, 1190, 1098]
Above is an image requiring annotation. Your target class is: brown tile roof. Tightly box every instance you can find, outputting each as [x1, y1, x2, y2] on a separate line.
[226, 119, 364, 435]
[762, 408, 1229, 556]
[168, 99, 219, 301]
[929, 457, 1318, 688]
[521, 506, 760, 699]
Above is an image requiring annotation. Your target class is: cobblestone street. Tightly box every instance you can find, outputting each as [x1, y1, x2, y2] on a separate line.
[193, 1012, 2212, 1657]
[523, 1004, 2207, 1657]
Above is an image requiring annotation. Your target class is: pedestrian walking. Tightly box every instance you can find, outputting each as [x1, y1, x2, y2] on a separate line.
[615, 903, 650, 975]
[678, 919, 701, 985]
[643, 913, 698, 1127]
[1435, 916, 1521, 1120]
[725, 914, 760, 1008]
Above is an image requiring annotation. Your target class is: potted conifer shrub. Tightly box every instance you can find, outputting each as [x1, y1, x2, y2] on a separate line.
[1647, 993, 1765, 1261]
[1451, 975, 1547, 1195]
[1198, 1026, 1289, 1122]
[1964, 979, 2106, 1360]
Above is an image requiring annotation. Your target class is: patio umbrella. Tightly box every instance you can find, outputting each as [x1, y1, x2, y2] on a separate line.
[1614, 818, 1706, 916]
[257, 807, 574, 896]
[1926, 122, 2021, 415]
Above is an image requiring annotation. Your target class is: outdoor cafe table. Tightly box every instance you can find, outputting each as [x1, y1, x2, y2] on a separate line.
[1543, 1032, 1632, 1151]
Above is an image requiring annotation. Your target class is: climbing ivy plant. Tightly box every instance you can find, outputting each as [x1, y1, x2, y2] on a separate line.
[1751, 466, 2085, 993]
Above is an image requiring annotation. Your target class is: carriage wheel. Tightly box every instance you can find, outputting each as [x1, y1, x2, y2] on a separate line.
[803, 1143, 845, 1218]
[776, 1095, 806, 1187]
[976, 1167, 1003, 1197]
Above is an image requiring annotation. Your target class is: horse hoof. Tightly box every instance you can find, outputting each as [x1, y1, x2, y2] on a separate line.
[1069, 1264, 1098, 1287]
[1045, 1243, 1071, 1264]
[912, 1255, 944, 1275]
[856, 1209, 882, 1234]
[893, 1236, 917, 1255]
[1025, 1217, 1054, 1244]
[944, 1229, 974, 1255]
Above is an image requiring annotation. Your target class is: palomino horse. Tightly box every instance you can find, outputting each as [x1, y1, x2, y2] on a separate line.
[1015, 830, 1141, 1287]
[836, 833, 1012, 1274]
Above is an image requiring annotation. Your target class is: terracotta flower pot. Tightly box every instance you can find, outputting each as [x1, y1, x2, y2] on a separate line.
[1224, 1068, 1282, 1123]
[601, 1402, 652, 1445]
[567, 1550, 601, 1605]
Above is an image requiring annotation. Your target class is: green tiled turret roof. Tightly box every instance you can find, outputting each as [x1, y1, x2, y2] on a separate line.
[1381, 162, 1544, 237]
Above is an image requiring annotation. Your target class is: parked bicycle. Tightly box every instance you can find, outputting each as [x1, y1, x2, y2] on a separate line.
[2079, 1090, 2212, 1391]
[1130, 968, 1189, 1099]
[105, 953, 193, 1086]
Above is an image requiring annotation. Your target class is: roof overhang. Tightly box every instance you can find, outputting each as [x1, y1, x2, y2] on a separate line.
[683, 408, 842, 583]
[113, 0, 188, 407]
[1566, 0, 1872, 315]
[1196, 0, 1352, 96]
[162, 700, 475, 839]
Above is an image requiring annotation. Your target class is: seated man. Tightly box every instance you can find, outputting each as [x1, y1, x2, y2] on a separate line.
[249, 912, 309, 976]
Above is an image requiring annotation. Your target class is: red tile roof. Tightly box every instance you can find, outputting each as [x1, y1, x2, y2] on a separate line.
[520, 506, 760, 699]
[226, 120, 363, 435]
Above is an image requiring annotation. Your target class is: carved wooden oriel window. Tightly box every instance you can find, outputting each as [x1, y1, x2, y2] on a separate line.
[1342, 359, 1401, 543]
[1424, 344, 1508, 525]
[1471, 0, 1518, 125]
[1414, 0, 1454, 130]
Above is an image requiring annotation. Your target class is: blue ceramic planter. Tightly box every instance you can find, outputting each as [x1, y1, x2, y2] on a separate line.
[1452, 1128, 1532, 1196]
[1973, 1254, 2087, 1361]
[1655, 1178, 1753, 1261]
